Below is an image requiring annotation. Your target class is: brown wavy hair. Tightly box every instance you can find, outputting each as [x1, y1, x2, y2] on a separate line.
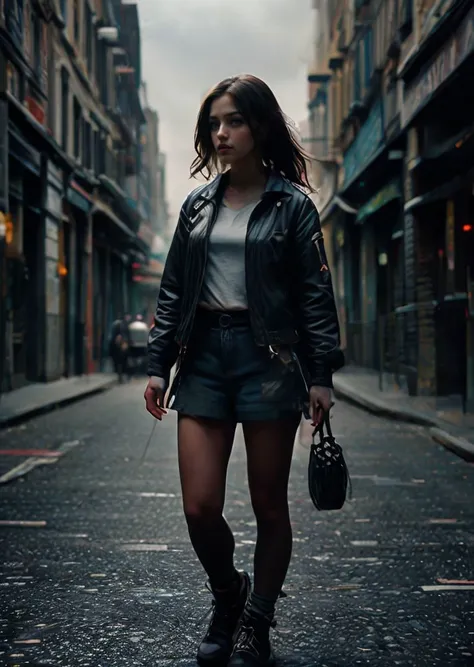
[190, 74, 314, 191]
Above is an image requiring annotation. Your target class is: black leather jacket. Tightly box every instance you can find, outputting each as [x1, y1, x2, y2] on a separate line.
[147, 171, 344, 388]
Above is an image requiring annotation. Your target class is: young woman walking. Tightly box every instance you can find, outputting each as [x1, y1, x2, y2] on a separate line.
[144, 74, 343, 667]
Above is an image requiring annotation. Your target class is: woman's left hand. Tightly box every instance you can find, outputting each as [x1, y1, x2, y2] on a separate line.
[309, 385, 334, 427]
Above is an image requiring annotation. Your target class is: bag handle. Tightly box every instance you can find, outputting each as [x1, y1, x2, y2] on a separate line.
[312, 411, 333, 443]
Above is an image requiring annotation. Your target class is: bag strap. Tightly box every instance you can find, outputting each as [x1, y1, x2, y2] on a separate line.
[312, 412, 333, 443]
[311, 413, 353, 499]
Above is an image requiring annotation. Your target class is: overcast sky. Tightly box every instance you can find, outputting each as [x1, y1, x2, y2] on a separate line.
[139, 0, 313, 222]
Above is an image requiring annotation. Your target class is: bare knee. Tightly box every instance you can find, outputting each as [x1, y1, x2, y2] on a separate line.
[183, 499, 223, 525]
[251, 490, 289, 525]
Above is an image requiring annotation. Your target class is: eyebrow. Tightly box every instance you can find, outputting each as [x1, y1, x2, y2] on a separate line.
[209, 111, 242, 120]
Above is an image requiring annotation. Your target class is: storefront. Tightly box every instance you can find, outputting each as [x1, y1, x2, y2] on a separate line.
[337, 98, 405, 371]
[65, 179, 93, 377]
[3, 119, 44, 390]
[91, 193, 142, 371]
[44, 161, 66, 381]
[400, 3, 474, 399]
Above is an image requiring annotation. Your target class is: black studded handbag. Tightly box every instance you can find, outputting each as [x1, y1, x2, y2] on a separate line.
[308, 413, 351, 511]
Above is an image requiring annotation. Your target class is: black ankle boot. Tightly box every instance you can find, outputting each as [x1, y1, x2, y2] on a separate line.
[228, 607, 276, 666]
[197, 571, 251, 665]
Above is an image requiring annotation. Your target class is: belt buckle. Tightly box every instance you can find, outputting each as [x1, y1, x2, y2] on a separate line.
[219, 313, 232, 328]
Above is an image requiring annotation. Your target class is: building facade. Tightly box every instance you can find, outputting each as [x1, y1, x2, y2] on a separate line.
[130, 83, 169, 324]
[0, 0, 169, 392]
[308, 0, 474, 407]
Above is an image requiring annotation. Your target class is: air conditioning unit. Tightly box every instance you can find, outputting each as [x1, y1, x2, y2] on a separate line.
[98, 26, 118, 42]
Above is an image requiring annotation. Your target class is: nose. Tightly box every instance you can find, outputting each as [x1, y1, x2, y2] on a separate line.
[216, 123, 228, 140]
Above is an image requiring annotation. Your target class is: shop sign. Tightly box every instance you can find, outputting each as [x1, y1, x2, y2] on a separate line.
[343, 100, 384, 186]
[401, 5, 474, 127]
[25, 96, 46, 126]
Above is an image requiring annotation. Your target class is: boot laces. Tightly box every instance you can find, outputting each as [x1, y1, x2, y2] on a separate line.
[234, 610, 276, 654]
[198, 582, 238, 639]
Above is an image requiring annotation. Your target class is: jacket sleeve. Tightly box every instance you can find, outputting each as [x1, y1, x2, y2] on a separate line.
[292, 197, 344, 388]
[147, 202, 190, 383]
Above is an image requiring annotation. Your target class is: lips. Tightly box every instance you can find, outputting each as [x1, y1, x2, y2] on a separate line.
[218, 144, 232, 151]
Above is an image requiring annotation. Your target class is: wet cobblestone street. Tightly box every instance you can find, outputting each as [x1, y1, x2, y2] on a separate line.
[1, 381, 473, 666]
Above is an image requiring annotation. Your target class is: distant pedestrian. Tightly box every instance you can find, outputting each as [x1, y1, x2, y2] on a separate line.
[144, 74, 343, 666]
[109, 314, 131, 382]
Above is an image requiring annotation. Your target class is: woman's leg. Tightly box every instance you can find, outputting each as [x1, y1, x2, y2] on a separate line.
[242, 416, 299, 600]
[178, 414, 236, 588]
[229, 416, 298, 667]
[179, 415, 251, 665]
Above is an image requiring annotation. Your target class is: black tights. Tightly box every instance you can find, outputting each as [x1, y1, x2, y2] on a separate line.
[178, 416, 298, 599]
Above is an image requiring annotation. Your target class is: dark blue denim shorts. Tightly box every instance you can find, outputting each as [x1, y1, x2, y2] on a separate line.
[171, 309, 308, 422]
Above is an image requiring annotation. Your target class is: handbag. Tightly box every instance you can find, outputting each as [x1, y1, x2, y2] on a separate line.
[308, 412, 351, 511]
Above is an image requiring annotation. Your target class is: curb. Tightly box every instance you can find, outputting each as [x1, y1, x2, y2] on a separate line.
[333, 379, 433, 426]
[430, 427, 474, 462]
[0, 378, 117, 430]
[333, 378, 474, 462]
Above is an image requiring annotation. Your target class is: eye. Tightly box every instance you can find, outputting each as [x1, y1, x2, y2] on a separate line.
[209, 120, 219, 132]
[231, 118, 244, 127]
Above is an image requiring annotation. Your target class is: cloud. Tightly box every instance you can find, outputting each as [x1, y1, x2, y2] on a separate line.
[139, 0, 313, 222]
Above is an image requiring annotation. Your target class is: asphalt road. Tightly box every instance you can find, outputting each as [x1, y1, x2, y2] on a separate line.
[0, 379, 473, 667]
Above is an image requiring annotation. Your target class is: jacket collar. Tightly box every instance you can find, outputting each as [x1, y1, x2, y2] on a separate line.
[195, 170, 295, 204]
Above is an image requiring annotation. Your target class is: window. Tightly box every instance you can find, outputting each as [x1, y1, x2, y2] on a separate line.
[60, 0, 67, 23]
[85, 3, 93, 71]
[400, 0, 413, 40]
[61, 68, 69, 151]
[5, 0, 24, 48]
[83, 122, 92, 169]
[73, 0, 80, 44]
[98, 134, 106, 174]
[73, 97, 81, 159]
[95, 37, 107, 106]
[92, 129, 99, 173]
[354, 41, 361, 102]
[364, 29, 373, 90]
[31, 10, 42, 83]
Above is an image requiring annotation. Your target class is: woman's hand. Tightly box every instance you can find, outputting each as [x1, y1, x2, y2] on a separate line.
[309, 385, 334, 427]
[144, 376, 167, 420]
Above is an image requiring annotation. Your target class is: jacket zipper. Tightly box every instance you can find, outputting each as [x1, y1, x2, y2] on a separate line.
[311, 231, 328, 271]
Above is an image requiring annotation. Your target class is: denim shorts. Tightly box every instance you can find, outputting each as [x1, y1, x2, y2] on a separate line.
[171, 309, 309, 422]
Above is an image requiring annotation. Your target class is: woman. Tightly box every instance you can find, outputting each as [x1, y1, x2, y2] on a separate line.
[144, 74, 343, 667]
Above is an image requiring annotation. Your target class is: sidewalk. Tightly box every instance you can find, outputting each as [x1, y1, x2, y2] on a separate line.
[332, 366, 474, 461]
[0, 373, 117, 429]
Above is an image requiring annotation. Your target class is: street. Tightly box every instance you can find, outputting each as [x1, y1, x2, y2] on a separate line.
[0, 382, 473, 667]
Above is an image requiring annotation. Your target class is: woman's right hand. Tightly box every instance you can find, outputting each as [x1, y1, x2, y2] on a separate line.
[144, 376, 167, 420]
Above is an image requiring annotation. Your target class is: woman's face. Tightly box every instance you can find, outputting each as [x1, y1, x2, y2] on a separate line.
[209, 94, 255, 166]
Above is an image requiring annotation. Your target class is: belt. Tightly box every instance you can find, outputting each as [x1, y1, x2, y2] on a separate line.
[196, 308, 250, 328]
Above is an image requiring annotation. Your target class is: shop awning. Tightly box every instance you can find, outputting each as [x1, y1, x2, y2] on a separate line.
[8, 124, 41, 175]
[404, 164, 474, 213]
[67, 180, 93, 213]
[93, 198, 135, 238]
[355, 180, 402, 224]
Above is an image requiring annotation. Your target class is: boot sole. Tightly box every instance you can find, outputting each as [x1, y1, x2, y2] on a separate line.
[197, 656, 229, 667]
